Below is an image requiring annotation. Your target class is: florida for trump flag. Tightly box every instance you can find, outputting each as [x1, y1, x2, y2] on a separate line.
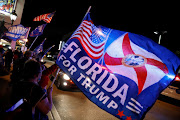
[56, 13, 180, 120]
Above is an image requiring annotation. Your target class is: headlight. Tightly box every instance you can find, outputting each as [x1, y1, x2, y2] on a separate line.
[63, 74, 70, 80]
[63, 82, 68, 86]
[47, 55, 52, 57]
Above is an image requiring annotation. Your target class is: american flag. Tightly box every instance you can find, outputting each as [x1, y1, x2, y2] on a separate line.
[70, 13, 111, 59]
[33, 12, 55, 23]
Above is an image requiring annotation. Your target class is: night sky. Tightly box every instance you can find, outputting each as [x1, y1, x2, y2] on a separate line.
[21, 0, 173, 54]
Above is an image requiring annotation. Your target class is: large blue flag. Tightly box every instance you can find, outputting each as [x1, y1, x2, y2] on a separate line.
[29, 24, 47, 37]
[56, 13, 180, 120]
[4, 24, 29, 40]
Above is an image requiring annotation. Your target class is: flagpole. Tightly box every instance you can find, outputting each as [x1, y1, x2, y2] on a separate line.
[50, 40, 64, 87]
[42, 44, 55, 58]
[81, 6, 92, 23]
[23, 27, 31, 52]
[50, 68, 60, 88]
[28, 36, 38, 50]
[50, 41, 60, 87]
[50, 7, 92, 88]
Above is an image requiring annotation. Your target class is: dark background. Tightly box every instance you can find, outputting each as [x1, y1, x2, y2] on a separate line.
[21, 0, 175, 54]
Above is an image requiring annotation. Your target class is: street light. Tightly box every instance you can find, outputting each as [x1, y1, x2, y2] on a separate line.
[10, 10, 17, 25]
[154, 31, 167, 44]
[22, 39, 28, 52]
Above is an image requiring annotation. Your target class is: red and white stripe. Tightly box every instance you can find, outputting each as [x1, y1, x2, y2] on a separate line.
[33, 13, 52, 23]
[70, 20, 106, 59]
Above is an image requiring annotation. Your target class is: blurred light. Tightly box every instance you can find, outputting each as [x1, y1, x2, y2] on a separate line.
[8, 46, 11, 49]
[85, 77, 92, 87]
[175, 76, 180, 80]
[63, 82, 67, 86]
[47, 55, 52, 57]
[154, 31, 158, 34]
[101, 66, 108, 70]
[167, 74, 175, 79]
[154, 31, 167, 35]
[0, 10, 10, 16]
[59, 71, 64, 75]
[59, 41, 65, 50]
[23, 39, 28, 42]
[162, 31, 167, 34]
[19, 40, 23, 43]
[10, 10, 17, 21]
[63, 74, 70, 80]
[86, 77, 91, 82]
[101, 65, 112, 73]
[2, 44, 5, 46]
[96, 29, 105, 37]
[175, 76, 180, 81]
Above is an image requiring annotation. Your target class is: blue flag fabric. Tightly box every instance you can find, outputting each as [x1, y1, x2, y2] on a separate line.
[5, 24, 29, 40]
[56, 13, 180, 120]
[42, 45, 55, 58]
[33, 38, 46, 56]
[18, 27, 31, 40]
[29, 24, 47, 37]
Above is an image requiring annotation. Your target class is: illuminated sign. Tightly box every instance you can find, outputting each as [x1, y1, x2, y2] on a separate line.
[0, 0, 17, 14]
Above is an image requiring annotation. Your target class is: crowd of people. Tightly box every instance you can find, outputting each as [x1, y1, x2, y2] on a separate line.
[0, 46, 58, 120]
